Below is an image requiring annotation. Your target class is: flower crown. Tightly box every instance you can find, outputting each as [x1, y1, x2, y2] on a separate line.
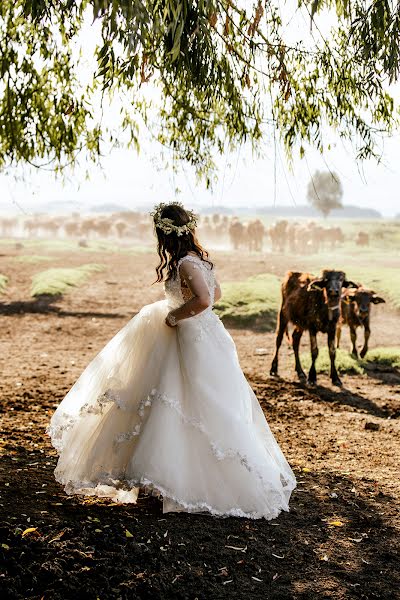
[151, 201, 197, 237]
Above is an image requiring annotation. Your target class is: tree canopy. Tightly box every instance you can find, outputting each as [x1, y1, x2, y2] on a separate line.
[1, 1, 400, 180]
[306, 169, 343, 217]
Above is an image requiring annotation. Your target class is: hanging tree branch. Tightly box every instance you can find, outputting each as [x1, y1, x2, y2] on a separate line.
[0, 0, 398, 180]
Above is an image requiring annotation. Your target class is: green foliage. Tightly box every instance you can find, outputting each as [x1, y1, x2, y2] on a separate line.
[31, 263, 105, 296]
[0, 273, 8, 294]
[14, 255, 54, 263]
[306, 170, 343, 217]
[214, 273, 281, 330]
[300, 346, 400, 375]
[0, 1, 101, 171]
[0, 1, 399, 178]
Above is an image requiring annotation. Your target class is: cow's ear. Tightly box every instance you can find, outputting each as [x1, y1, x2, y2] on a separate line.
[344, 289, 357, 299]
[343, 280, 358, 288]
[371, 295, 385, 304]
[308, 278, 325, 291]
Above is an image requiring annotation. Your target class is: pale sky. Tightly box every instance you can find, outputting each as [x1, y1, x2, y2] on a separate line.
[0, 3, 399, 217]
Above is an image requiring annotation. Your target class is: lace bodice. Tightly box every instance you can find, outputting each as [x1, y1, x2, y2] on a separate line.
[164, 255, 216, 310]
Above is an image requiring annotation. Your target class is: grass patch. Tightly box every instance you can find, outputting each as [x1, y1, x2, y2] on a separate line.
[214, 273, 281, 331]
[300, 346, 400, 375]
[300, 348, 365, 375]
[0, 274, 8, 294]
[364, 347, 400, 369]
[31, 264, 105, 297]
[0, 238, 153, 255]
[14, 255, 54, 264]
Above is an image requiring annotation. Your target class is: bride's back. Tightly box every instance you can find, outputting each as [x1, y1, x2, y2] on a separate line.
[164, 254, 215, 309]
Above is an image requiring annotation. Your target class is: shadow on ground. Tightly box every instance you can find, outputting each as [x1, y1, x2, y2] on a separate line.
[0, 438, 398, 599]
[0, 295, 127, 319]
[253, 375, 399, 419]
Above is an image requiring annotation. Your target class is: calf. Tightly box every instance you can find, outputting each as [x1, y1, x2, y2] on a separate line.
[337, 287, 385, 358]
[270, 270, 356, 386]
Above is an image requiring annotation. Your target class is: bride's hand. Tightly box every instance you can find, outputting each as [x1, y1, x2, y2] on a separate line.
[165, 313, 177, 327]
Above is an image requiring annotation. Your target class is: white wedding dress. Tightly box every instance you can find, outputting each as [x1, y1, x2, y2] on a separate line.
[47, 255, 296, 519]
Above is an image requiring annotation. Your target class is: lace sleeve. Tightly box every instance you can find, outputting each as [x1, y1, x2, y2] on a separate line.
[179, 259, 211, 306]
[166, 257, 212, 325]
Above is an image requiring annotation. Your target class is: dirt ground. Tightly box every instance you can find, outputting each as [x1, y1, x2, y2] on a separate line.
[0, 246, 399, 599]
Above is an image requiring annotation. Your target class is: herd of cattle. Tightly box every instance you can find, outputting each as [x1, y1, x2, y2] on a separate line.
[0, 213, 370, 254]
[0, 212, 152, 242]
[0, 212, 387, 384]
[270, 269, 385, 386]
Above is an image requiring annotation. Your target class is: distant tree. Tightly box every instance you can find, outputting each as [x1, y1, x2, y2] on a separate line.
[306, 171, 343, 218]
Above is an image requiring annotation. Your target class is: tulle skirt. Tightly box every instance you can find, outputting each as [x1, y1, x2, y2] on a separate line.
[47, 300, 296, 519]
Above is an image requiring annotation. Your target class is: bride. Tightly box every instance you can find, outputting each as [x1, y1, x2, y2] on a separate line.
[47, 202, 296, 519]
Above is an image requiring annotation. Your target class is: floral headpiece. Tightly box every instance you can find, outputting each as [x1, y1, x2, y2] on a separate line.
[151, 201, 197, 237]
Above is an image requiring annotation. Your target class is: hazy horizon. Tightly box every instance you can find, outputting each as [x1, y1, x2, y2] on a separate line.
[1, 134, 399, 218]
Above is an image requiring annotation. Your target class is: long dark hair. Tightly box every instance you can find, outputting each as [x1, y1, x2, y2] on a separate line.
[154, 203, 213, 282]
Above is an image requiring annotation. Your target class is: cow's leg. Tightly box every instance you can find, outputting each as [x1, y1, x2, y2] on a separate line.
[360, 321, 370, 359]
[292, 327, 306, 382]
[350, 326, 358, 357]
[336, 324, 342, 348]
[308, 329, 319, 385]
[328, 326, 342, 386]
[270, 309, 287, 376]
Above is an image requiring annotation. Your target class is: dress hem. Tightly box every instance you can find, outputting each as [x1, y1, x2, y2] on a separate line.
[56, 472, 293, 521]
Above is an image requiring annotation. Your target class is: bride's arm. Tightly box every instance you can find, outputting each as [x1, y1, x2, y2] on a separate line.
[166, 261, 212, 326]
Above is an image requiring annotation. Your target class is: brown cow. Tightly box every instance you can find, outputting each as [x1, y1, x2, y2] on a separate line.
[246, 219, 265, 251]
[268, 220, 288, 253]
[270, 270, 356, 386]
[337, 287, 385, 358]
[356, 231, 369, 247]
[229, 219, 245, 250]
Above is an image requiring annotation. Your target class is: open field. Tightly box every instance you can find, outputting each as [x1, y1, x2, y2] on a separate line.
[0, 234, 399, 599]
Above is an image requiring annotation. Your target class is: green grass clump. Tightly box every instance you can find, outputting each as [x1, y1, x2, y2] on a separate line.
[0, 274, 8, 294]
[363, 347, 400, 369]
[300, 347, 365, 375]
[300, 346, 400, 375]
[15, 255, 54, 264]
[0, 238, 153, 255]
[214, 273, 281, 330]
[31, 263, 105, 297]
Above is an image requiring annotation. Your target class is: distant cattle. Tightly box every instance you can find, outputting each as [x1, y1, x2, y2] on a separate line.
[356, 231, 369, 247]
[270, 270, 356, 386]
[63, 220, 80, 237]
[268, 220, 288, 253]
[267, 221, 345, 255]
[114, 220, 129, 238]
[324, 226, 345, 249]
[246, 219, 265, 251]
[337, 287, 385, 358]
[229, 219, 245, 250]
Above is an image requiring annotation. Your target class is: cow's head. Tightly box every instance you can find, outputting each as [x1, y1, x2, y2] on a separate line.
[343, 287, 385, 321]
[308, 270, 357, 310]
